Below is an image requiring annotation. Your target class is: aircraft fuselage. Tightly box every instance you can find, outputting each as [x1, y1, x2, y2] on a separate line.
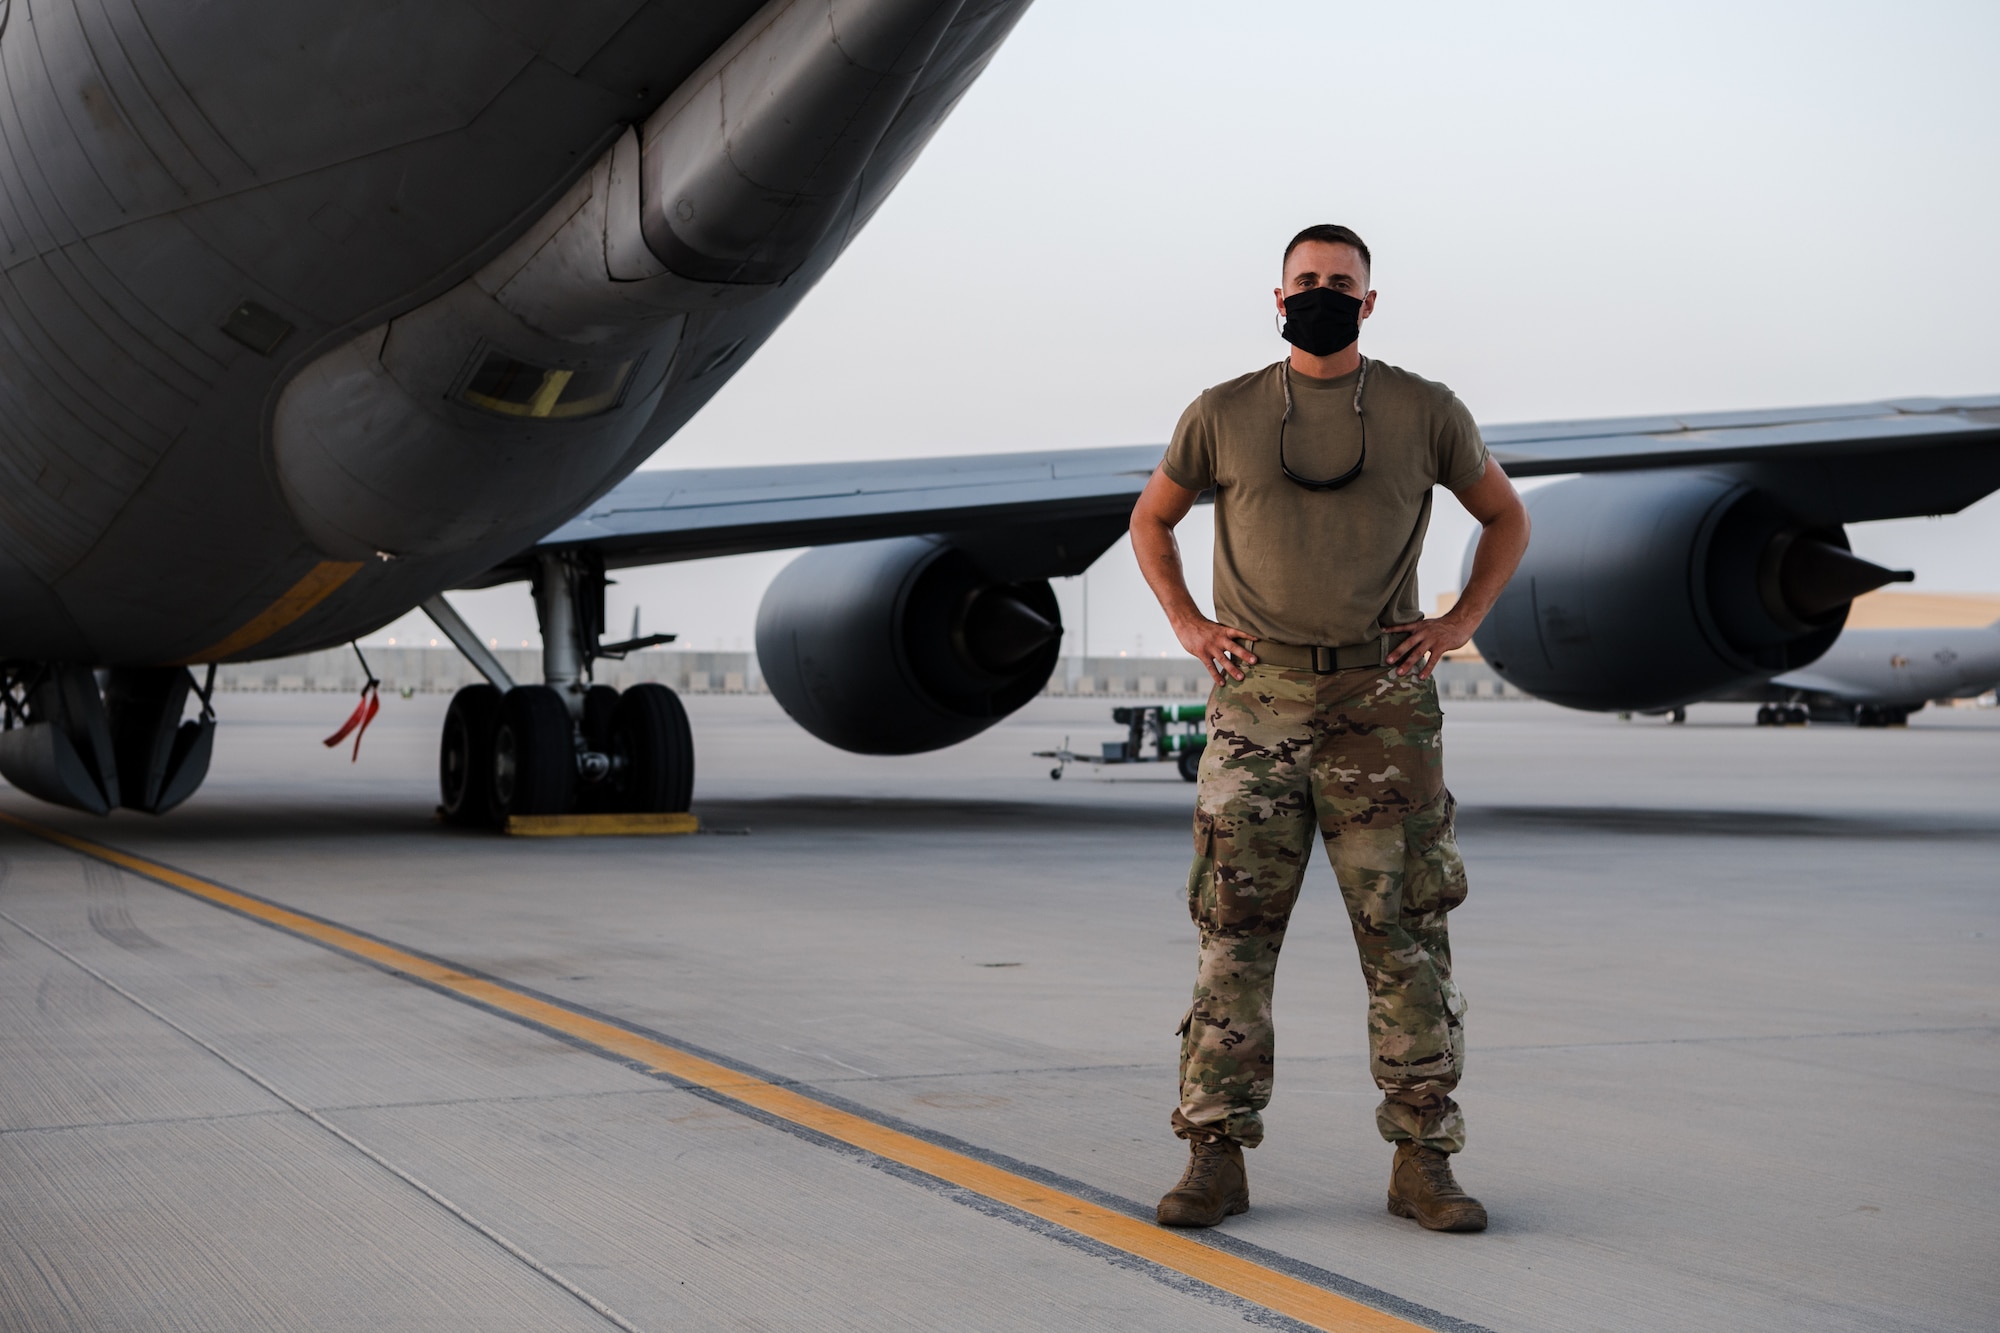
[1770, 623, 2000, 707]
[0, 0, 1022, 666]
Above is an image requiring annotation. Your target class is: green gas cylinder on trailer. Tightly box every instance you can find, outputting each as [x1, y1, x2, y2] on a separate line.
[1036, 701, 1207, 781]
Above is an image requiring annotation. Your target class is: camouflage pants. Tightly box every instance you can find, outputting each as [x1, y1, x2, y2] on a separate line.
[1174, 663, 1470, 1152]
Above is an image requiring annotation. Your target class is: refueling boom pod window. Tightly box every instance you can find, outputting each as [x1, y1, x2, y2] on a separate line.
[457, 348, 634, 420]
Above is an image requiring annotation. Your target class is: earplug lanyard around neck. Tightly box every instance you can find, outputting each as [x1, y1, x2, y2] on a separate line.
[1279, 356, 1368, 491]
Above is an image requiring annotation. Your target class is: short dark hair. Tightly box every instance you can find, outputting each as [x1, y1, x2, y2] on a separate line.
[1283, 224, 1371, 276]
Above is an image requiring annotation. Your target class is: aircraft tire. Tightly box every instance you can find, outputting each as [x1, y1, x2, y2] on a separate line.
[609, 684, 694, 813]
[439, 684, 503, 826]
[494, 685, 576, 818]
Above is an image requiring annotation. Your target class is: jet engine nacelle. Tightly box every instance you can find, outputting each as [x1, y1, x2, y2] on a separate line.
[756, 537, 1063, 754]
[1469, 471, 1910, 712]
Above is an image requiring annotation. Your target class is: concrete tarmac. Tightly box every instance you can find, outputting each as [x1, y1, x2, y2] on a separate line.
[2, 689, 1995, 1331]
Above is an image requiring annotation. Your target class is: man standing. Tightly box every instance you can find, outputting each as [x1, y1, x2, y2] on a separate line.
[1130, 224, 1529, 1233]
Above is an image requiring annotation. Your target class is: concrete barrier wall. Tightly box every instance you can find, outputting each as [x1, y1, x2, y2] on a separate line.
[1045, 656, 1525, 700]
[212, 649, 1526, 701]
[212, 648, 765, 696]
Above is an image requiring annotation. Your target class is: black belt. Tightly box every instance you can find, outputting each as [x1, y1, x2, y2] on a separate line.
[1249, 632, 1410, 673]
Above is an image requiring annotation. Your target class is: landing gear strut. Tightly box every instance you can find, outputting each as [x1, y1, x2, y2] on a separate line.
[0, 663, 215, 815]
[429, 552, 690, 828]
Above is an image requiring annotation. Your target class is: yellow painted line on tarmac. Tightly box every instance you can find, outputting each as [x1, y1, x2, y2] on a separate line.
[0, 810, 1429, 1333]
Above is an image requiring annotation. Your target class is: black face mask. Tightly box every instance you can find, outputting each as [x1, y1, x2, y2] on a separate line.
[1279, 286, 1363, 357]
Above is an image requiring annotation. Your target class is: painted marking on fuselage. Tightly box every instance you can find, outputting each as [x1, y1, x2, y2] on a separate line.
[0, 811, 1466, 1333]
[178, 560, 363, 663]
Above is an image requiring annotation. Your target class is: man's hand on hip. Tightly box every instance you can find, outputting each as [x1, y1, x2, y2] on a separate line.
[1383, 612, 1474, 680]
[1131, 470, 1260, 686]
[1174, 615, 1259, 684]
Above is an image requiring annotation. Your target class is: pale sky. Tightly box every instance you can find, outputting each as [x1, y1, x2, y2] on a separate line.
[377, 0, 2000, 657]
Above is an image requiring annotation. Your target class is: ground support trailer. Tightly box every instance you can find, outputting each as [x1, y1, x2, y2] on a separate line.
[1034, 703, 1208, 781]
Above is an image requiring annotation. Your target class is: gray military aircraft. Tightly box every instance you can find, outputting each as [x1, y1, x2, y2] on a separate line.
[1735, 620, 2000, 726]
[1, 0, 1997, 822]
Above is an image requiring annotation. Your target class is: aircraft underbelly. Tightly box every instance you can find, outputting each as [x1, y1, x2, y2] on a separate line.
[0, 0, 1024, 665]
[0, 0, 693, 661]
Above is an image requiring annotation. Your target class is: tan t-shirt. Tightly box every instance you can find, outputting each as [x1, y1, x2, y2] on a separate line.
[1159, 360, 1488, 648]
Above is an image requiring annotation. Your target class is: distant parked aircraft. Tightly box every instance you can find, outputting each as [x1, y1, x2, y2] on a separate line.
[1744, 621, 2000, 726]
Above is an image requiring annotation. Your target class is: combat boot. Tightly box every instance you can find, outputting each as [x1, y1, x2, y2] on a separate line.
[1386, 1143, 1488, 1232]
[1155, 1137, 1249, 1228]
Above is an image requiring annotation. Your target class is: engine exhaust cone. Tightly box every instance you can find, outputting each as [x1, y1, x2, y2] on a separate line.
[1777, 537, 1913, 622]
[961, 589, 1057, 673]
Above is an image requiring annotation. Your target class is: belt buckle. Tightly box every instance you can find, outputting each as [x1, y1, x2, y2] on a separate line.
[1311, 645, 1336, 674]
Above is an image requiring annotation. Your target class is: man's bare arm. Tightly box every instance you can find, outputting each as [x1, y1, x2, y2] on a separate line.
[1129, 469, 1260, 683]
[1385, 461, 1531, 679]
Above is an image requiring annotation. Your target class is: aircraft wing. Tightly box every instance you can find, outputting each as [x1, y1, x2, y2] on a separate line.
[1486, 393, 2000, 474]
[464, 444, 1167, 585]
[473, 392, 2000, 585]
[1487, 393, 2000, 519]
